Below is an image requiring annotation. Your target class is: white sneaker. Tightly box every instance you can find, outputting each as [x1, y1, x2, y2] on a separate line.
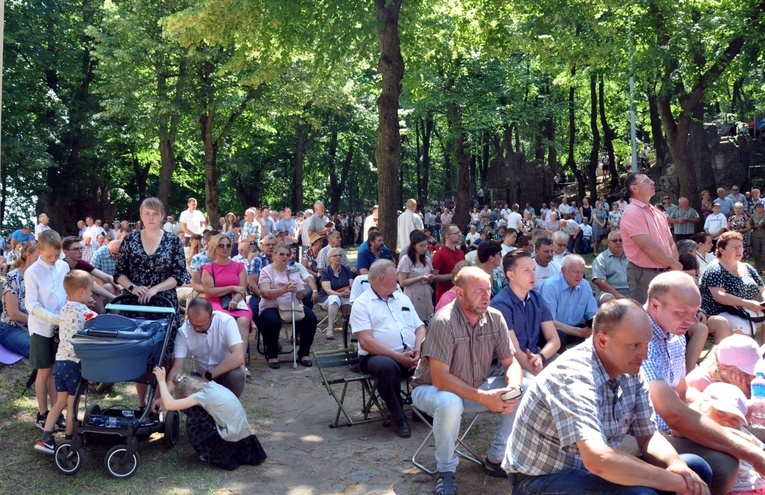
[326, 329, 334, 340]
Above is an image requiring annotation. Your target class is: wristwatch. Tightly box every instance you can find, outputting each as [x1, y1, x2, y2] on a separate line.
[128, 284, 135, 293]
[204, 371, 213, 381]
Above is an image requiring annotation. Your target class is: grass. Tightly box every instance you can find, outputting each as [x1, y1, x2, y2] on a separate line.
[0, 359, 270, 495]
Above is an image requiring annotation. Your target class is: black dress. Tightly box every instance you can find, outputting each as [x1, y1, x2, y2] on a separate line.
[114, 231, 190, 352]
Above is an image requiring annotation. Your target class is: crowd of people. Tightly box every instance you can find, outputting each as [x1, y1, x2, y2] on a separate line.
[4, 177, 765, 492]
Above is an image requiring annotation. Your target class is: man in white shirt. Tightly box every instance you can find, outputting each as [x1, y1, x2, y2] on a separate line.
[35, 214, 51, 239]
[363, 205, 378, 242]
[506, 204, 526, 235]
[704, 202, 728, 241]
[397, 198, 424, 252]
[558, 198, 571, 217]
[157, 298, 246, 400]
[179, 198, 207, 244]
[533, 238, 561, 291]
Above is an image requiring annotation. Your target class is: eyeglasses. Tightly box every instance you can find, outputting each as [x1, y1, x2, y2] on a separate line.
[276, 252, 290, 257]
[191, 320, 212, 333]
[108, 251, 119, 257]
[217, 243, 231, 249]
[262, 243, 276, 248]
[733, 189, 739, 192]
[330, 254, 342, 258]
[637, 178, 654, 185]
[610, 239, 623, 243]
[68, 247, 83, 252]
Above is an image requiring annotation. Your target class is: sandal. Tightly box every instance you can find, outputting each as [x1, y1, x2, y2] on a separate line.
[434, 471, 457, 495]
[483, 457, 508, 478]
[268, 360, 280, 369]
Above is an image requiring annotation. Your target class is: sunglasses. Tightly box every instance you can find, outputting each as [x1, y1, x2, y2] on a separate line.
[218, 243, 232, 249]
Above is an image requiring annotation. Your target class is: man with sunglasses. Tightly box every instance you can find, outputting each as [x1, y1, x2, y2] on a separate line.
[621, 172, 682, 304]
[591, 230, 629, 303]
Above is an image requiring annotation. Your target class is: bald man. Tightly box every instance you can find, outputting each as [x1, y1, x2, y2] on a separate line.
[397, 198, 424, 252]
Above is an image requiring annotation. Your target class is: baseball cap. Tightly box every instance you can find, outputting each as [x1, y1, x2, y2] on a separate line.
[718, 334, 762, 375]
[702, 382, 748, 425]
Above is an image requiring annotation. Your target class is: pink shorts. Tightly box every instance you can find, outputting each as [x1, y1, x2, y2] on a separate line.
[732, 489, 765, 495]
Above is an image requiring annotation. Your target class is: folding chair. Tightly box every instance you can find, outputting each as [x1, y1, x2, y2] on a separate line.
[312, 348, 388, 428]
[411, 409, 483, 475]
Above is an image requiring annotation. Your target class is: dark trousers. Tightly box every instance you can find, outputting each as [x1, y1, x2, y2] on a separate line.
[538, 328, 585, 354]
[359, 354, 409, 422]
[259, 307, 317, 360]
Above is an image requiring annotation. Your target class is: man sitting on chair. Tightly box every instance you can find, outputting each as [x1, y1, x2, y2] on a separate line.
[155, 298, 246, 406]
[411, 266, 523, 494]
[350, 259, 426, 439]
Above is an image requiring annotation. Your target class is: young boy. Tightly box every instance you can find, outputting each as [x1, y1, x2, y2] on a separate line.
[35, 270, 95, 453]
[25, 230, 69, 430]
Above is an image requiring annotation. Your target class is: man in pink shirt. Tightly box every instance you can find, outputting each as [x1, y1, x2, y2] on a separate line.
[620, 173, 682, 304]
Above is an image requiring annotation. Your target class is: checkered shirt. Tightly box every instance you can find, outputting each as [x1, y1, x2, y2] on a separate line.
[247, 253, 272, 276]
[505, 340, 656, 475]
[90, 245, 117, 275]
[241, 221, 260, 243]
[190, 252, 212, 273]
[640, 314, 686, 432]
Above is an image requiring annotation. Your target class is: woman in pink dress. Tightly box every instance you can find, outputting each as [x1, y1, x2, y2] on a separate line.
[201, 234, 252, 346]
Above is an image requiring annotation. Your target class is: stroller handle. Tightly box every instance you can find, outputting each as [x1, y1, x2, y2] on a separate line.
[105, 294, 176, 314]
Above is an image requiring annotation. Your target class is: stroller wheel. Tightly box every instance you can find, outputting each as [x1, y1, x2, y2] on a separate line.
[54, 441, 83, 476]
[164, 410, 180, 447]
[104, 444, 140, 479]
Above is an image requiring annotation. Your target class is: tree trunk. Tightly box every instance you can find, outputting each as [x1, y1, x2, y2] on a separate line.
[566, 74, 586, 199]
[588, 72, 599, 200]
[294, 119, 306, 211]
[543, 118, 557, 176]
[690, 102, 717, 198]
[448, 102, 471, 230]
[375, 0, 404, 252]
[421, 115, 433, 207]
[157, 59, 185, 214]
[647, 92, 669, 169]
[199, 60, 219, 222]
[598, 75, 617, 184]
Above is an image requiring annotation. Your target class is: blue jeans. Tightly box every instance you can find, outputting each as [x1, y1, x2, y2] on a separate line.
[412, 376, 514, 473]
[0, 321, 30, 357]
[511, 454, 712, 495]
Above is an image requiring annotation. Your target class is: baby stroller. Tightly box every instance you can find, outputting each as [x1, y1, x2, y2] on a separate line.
[54, 295, 179, 479]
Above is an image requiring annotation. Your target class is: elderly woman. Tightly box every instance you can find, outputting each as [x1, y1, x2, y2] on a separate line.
[700, 231, 765, 338]
[728, 202, 751, 258]
[591, 200, 608, 256]
[318, 247, 353, 340]
[302, 233, 324, 280]
[608, 202, 622, 229]
[544, 212, 560, 236]
[397, 230, 434, 321]
[700, 190, 714, 219]
[0, 241, 38, 356]
[258, 243, 317, 369]
[115, 197, 190, 409]
[201, 233, 252, 347]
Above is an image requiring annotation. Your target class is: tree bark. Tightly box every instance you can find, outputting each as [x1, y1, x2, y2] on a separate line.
[157, 59, 185, 215]
[588, 72, 599, 200]
[375, 0, 404, 252]
[448, 102, 471, 230]
[598, 75, 617, 184]
[566, 71, 586, 199]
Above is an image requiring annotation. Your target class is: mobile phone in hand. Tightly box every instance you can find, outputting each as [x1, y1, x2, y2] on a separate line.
[501, 388, 522, 402]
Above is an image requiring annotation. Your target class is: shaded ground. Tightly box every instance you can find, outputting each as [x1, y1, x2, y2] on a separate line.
[0, 248, 597, 495]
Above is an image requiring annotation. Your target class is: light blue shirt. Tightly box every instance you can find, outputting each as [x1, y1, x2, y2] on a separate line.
[540, 273, 597, 327]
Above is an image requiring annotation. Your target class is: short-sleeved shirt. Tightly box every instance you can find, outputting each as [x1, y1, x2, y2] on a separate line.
[700, 260, 764, 316]
[490, 287, 552, 353]
[412, 301, 514, 389]
[57, 301, 94, 363]
[432, 245, 466, 301]
[318, 265, 353, 303]
[190, 252, 212, 274]
[175, 311, 243, 374]
[257, 264, 305, 313]
[591, 248, 629, 297]
[179, 209, 206, 237]
[316, 245, 349, 271]
[90, 246, 117, 275]
[247, 253, 273, 277]
[350, 289, 423, 357]
[533, 260, 560, 292]
[504, 339, 656, 475]
[11, 229, 33, 244]
[190, 381, 253, 442]
[641, 313, 686, 431]
[704, 213, 728, 239]
[355, 243, 392, 272]
[621, 199, 673, 269]
[540, 274, 597, 327]
[2, 268, 27, 327]
[241, 221, 260, 243]
[715, 197, 733, 215]
[669, 207, 700, 236]
[276, 217, 297, 244]
[307, 214, 329, 235]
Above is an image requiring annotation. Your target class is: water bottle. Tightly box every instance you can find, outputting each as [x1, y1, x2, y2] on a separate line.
[90, 416, 102, 426]
[750, 363, 765, 425]
[105, 416, 118, 427]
